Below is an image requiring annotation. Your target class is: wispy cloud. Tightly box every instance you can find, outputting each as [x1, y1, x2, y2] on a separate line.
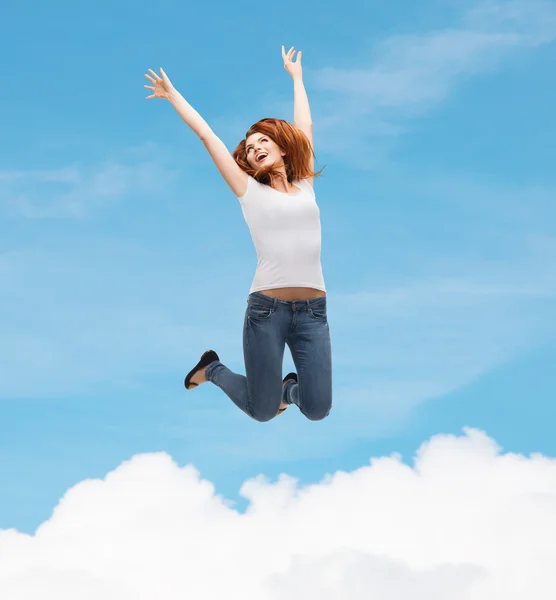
[184, 164, 556, 459]
[154, 2, 556, 169]
[0, 244, 244, 398]
[3, 235, 553, 468]
[2, 170, 555, 455]
[0, 154, 178, 219]
[203, 272, 556, 461]
[308, 0, 556, 160]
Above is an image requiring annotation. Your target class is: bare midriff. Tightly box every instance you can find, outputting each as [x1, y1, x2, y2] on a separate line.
[257, 287, 326, 301]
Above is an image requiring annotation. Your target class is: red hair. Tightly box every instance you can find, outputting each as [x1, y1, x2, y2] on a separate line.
[232, 118, 325, 186]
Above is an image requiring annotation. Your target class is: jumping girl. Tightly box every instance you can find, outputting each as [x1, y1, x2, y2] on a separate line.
[144, 46, 332, 422]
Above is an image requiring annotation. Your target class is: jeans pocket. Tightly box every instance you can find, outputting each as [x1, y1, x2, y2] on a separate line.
[308, 306, 327, 321]
[248, 303, 274, 320]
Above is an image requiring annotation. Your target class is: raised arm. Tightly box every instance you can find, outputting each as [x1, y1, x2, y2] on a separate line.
[144, 68, 248, 197]
[282, 46, 314, 182]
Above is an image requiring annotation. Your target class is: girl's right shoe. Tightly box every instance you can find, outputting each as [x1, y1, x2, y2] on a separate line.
[278, 372, 298, 415]
[184, 350, 220, 390]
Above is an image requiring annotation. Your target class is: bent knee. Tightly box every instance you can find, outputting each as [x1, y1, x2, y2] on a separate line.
[252, 412, 275, 423]
[303, 403, 332, 422]
[250, 402, 280, 423]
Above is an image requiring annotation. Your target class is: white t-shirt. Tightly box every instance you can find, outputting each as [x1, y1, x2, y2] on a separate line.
[237, 175, 326, 294]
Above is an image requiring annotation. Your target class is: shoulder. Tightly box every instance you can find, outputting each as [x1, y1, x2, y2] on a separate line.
[237, 175, 265, 201]
[296, 177, 315, 198]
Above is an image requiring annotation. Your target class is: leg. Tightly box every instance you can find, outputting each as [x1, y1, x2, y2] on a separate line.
[204, 296, 289, 422]
[284, 299, 332, 421]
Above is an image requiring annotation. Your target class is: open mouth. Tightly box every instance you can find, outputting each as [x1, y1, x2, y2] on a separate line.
[256, 153, 268, 163]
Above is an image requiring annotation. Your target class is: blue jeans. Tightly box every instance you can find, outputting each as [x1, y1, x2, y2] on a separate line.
[204, 292, 332, 422]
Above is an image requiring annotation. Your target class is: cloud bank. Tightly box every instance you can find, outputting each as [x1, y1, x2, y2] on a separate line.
[1, 428, 555, 599]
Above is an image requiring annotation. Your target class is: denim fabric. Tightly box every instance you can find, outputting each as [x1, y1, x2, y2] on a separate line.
[204, 291, 332, 422]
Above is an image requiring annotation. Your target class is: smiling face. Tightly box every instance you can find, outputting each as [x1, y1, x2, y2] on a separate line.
[245, 132, 285, 170]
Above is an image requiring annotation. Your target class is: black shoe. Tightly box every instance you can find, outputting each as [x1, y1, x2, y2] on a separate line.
[278, 372, 298, 414]
[283, 372, 298, 385]
[184, 350, 220, 390]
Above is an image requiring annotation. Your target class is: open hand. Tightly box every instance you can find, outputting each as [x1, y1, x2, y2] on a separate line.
[144, 68, 175, 100]
[282, 45, 303, 80]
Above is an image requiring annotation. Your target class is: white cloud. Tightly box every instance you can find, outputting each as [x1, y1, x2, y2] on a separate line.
[1, 429, 555, 599]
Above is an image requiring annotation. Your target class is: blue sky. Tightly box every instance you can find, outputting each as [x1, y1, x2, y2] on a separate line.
[1, 0, 556, 535]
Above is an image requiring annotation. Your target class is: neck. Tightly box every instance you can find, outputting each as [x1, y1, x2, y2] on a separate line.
[269, 170, 290, 192]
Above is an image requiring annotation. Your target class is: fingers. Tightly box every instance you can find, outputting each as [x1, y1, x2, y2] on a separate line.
[145, 67, 169, 87]
[144, 67, 166, 99]
[282, 45, 296, 63]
